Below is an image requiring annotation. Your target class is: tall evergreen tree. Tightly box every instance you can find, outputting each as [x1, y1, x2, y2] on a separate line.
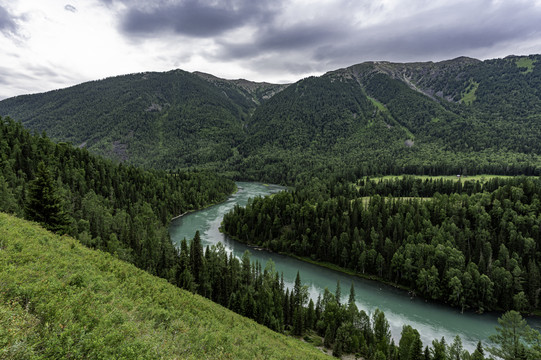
[471, 341, 484, 360]
[335, 280, 341, 306]
[449, 335, 463, 360]
[190, 231, 204, 285]
[25, 161, 68, 233]
[488, 311, 541, 360]
[293, 271, 304, 335]
[348, 283, 355, 307]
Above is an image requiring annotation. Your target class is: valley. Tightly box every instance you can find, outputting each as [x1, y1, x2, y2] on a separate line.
[2, 54, 541, 359]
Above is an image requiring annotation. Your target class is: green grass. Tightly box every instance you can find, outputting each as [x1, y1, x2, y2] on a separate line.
[460, 79, 479, 105]
[516, 57, 536, 74]
[362, 174, 515, 184]
[368, 96, 387, 112]
[353, 196, 432, 207]
[0, 213, 329, 359]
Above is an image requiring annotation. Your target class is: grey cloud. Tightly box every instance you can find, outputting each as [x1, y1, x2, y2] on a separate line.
[0, 63, 84, 100]
[214, 0, 541, 76]
[310, 0, 541, 67]
[221, 23, 346, 59]
[118, 0, 282, 38]
[103, 0, 541, 81]
[65, 4, 78, 13]
[0, 5, 18, 36]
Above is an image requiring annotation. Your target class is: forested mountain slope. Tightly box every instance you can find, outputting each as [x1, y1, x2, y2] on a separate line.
[1, 55, 541, 183]
[0, 213, 329, 359]
[339, 55, 541, 154]
[238, 55, 541, 182]
[0, 70, 283, 171]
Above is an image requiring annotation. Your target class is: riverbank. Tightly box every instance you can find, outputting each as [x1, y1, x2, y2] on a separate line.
[287, 254, 412, 292]
[221, 230, 413, 293]
[170, 183, 239, 221]
[172, 181, 538, 350]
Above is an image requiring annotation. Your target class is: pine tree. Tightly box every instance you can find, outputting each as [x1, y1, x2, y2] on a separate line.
[189, 231, 204, 285]
[335, 280, 341, 306]
[25, 161, 68, 233]
[424, 345, 432, 360]
[449, 335, 463, 360]
[307, 298, 315, 330]
[333, 326, 345, 358]
[293, 271, 304, 335]
[409, 335, 424, 360]
[488, 310, 541, 360]
[431, 337, 447, 360]
[324, 324, 334, 348]
[293, 306, 303, 336]
[348, 283, 356, 307]
[471, 341, 484, 360]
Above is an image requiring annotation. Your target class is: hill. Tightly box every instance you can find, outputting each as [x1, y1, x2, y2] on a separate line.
[0, 70, 284, 173]
[0, 212, 329, 359]
[1, 55, 541, 183]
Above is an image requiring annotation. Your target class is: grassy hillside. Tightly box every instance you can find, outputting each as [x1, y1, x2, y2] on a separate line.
[0, 212, 328, 359]
[0, 116, 236, 281]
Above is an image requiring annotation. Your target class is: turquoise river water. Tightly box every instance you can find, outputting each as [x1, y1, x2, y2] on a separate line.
[169, 182, 541, 351]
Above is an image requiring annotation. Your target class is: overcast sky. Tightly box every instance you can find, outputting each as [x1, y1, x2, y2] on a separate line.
[1, 0, 540, 99]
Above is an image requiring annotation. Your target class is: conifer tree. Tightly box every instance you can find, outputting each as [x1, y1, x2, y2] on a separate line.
[471, 341, 484, 360]
[293, 271, 304, 335]
[189, 231, 204, 285]
[25, 161, 68, 233]
[335, 280, 341, 306]
[488, 311, 541, 360]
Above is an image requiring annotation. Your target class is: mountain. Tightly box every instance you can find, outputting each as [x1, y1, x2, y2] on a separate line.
[0, 212, 328, 359]
[235, 55, 541, 182]
[0, 70, 285, 173]
[1, 55, 541, 183]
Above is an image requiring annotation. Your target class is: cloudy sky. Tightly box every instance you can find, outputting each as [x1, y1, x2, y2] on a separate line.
[1, 0, 540, 99]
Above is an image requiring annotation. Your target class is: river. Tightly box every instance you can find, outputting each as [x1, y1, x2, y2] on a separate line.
[169, 182, 541, 351]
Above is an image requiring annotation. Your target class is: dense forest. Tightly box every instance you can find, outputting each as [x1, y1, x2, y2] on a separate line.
[223, 175, 541, 313]
[1, 55, 541, 183]
[0, 115, 235, 279]
[130, 219, 541, 359]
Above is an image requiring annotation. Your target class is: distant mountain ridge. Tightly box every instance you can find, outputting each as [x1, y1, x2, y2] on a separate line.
[1, 54, 541, 182]
[192, 71, 289, 105]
